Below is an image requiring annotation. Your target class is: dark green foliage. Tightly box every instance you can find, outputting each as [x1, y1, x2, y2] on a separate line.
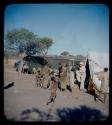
[38, 37, 53, 56]
[5, 28, 54, 56]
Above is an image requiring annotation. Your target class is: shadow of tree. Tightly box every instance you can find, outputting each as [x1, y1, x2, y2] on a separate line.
[5, 106, 107, 121]
[20, 108, 53, 121]
[56, 106, 107, 121]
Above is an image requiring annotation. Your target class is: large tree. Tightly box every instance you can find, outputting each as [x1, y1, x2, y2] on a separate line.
[38, 37, 53, 56]
[5, 28, 54, 56]
[5, 28, 37, 54]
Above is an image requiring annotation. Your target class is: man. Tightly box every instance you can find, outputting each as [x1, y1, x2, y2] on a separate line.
[99, 67, 109, 103]
[75, 67, 81, 89]
[79, 62, 86, 91]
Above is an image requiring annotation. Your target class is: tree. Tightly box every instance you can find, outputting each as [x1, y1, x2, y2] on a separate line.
[61, 51, 70, 56]
[38, 37, 53, 56]
[5, 28, 54, 57]
[25, 41, 40, 56]
[5, 28, 37, 55]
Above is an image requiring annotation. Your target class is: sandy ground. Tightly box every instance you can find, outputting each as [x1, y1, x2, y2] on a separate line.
[4, 64, 109, 121]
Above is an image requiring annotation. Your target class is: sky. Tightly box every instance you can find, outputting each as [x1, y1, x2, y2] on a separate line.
[4, 4, 109, 56]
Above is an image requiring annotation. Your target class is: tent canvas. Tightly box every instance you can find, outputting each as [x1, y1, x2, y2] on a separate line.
[88, 51, 109, 71]
[84, 51, 109, 93]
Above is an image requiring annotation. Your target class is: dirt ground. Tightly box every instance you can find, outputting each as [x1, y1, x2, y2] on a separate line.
[4, 64, 109, 121]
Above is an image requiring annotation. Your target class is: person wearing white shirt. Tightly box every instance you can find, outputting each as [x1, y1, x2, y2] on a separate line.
[79, 62, 86, 91]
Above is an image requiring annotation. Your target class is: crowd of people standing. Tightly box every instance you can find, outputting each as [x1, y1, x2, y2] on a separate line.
[18, 61, 109, 105]
[34, 62, 88, 105]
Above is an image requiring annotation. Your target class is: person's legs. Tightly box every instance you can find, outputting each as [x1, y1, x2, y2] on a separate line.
[58, 81, 62, 91]
[26, 68, 28, 74]
[24, 68, 26, 74]
[78, 81, 81, 89]
[46, 95, 56, 105]
[80, 75, 85, 90]
[35, 76, 38, 87]
[98, 91, 105, 103]
[103, 93, 107, 103]
[46, 97, 53, 105]
[47, 78, 51, 88]
[92, 89, 98, 102]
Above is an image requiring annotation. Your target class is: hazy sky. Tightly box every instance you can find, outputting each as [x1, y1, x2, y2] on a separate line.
[4, 4, 109, 56]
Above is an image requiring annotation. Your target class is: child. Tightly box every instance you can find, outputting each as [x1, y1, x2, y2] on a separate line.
[46, 76, 58, 105]
[36, 70, 43, 87]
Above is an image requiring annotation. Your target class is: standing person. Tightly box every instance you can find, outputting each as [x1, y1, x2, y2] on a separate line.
[58, 62, 63, 78]
[24, 63, 29, 74]
[59, 63, 68, 91]
[79, 62, 86, 91]
[23, 63, 27, 74]
[47, 70, 54, 89]
[26, 64, 29, 74]
[46, 76, 58, 105]
[76, 67, 81, 89]
[58, 63, 63, 90]
[98, 67, 109, 103]
[33, 67, 37, 74]
[68, 65, 74, 91]
[19, 60, 24, 73]
[35, 69, 43, 87]
[41, 64, 50, 88]
[21, 63, 25, 73]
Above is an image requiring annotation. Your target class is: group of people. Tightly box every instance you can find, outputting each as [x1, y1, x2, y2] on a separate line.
[18, 60, 108, 105]
[34, 61, 109, 104]
[34, 62, 89, 105]
[21, 63, 29, 74]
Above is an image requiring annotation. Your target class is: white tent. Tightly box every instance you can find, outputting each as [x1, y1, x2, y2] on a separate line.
[88, 51, 109, 71]
[85, 51, 109, 93]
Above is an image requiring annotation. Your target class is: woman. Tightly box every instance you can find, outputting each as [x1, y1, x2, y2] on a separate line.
[59, 64, 68, 91]
[41, 64, 50, 88]
[99, 68, 109, 103]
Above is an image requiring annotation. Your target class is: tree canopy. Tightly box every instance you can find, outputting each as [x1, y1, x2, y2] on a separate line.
[38, 37, 53, 56]
[5, 28, 54, 56]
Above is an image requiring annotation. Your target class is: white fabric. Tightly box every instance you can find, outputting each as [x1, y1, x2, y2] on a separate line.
[93, 74, 101, 90]
[89, 51, 109, 70]
[76, 70, 80, 82]
[69, 67, 74, 87]
[80, 74, 86, 90]
[79, 65, 86, 90]
[87, 51, 109, 93]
